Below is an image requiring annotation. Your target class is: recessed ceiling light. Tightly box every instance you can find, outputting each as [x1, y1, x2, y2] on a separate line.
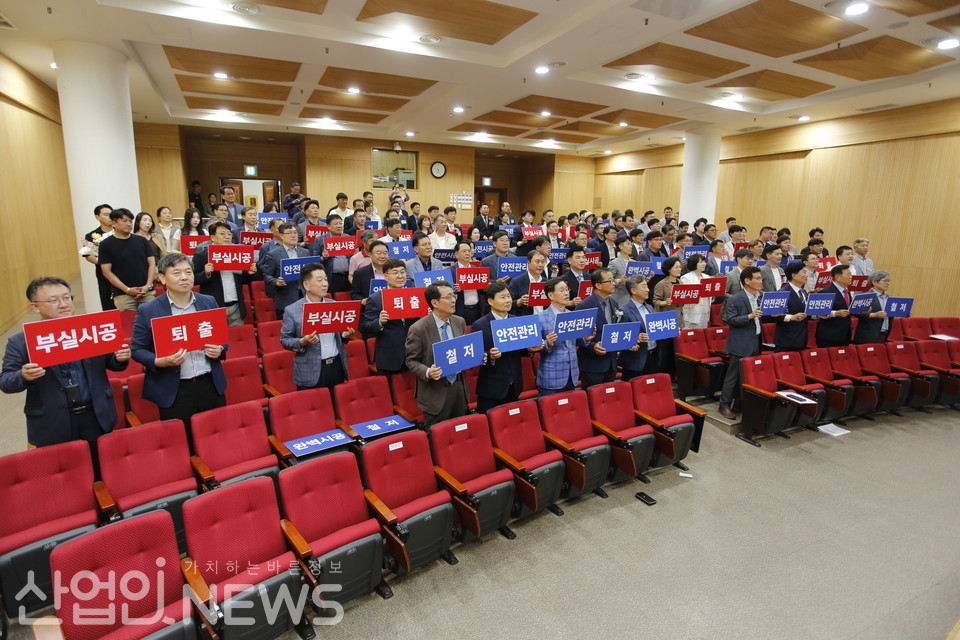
[238, 136, 251, 140]
[213, 134, 221, 138]
[540, 110, 551, 116]
[798, 115, 811, 122]
[405, 131, 415, 137]
[534, 66, 549, 74]
[844, 2, 868, 15]
[317, 117, 333, 123]
[216, 109, 233, 115]
[50, 62, 57, 69]
[231, 1, 260, 14]
[604, 150, 612, 155]
[347, 86, 360, 94]
[213, 71, 228, 79]
[938, 37, 959, 50]
[546, 138, 555, 143]
[453, 106, 464, 113]
[625, 72, 654, 82]
[418, 34, 441, 44]
[618, 121, 628, 127]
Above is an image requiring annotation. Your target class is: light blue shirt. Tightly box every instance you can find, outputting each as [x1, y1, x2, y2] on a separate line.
[168, 293, 212, 379]
[634, 299, 656, 350]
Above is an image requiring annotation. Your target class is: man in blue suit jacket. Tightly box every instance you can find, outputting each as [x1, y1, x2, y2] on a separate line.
[507, 251, 548, 317]
[450, 241, 484, 326]
[359, 258, 415, 376]
[575, 268, 619, 389]
[471, 282, 535, 413]
[404, 232, 443, 284]
[131, 253, 228, 427]
[774, 262, 810, 352]
[537, 278, 584, 396]
[718, 267, 764, 419]
[261, 222, 313, 315]
[618, 275, 656, 380]
[1, 277, 130, 469]
[193, 221, 257, 326]
[280, 263, 352, 390]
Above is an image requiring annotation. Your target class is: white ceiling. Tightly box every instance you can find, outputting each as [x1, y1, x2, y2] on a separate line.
[1, 0, 958, 155]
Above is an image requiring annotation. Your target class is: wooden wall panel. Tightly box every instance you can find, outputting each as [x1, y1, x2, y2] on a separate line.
[0, 99, 74, 332]
[0, 53, 61, 124]
[553, 155, 596, 215]
[135, 123, 188, 214]
[475, 156, 524, 208]
[520, 156, 555, 217]
[643, 166, 683, 216]
[594, 172, 644, 214]
[716, 151, 810, 228]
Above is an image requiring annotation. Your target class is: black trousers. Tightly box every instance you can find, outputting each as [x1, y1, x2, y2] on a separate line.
[67, 409, 106, 480]
[476, 387, 519, 414]
[298, 362, 345, 392]
[640, 346, 661, 376]
[580, 369, 616, 390]
[329, 272, 350, 294]
[97, 274, 115, 311]
[159, 374, 226, 431]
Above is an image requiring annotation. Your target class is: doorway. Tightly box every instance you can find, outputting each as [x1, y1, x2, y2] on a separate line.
[475, 188, 507, 216]
[220, 178, 282, 211]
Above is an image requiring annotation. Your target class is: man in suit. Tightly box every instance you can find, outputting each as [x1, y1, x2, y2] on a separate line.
[194, 221, 258, 326]
[231, 206, 262, 245]
[313, 214, 352, 295]
[513, 208, 540, 257]
[261, 222, 313, 315]
[472, 203, 497, 241]
[638, 231, 668, 262]
[852, 238, 874, 277]
[351, 240, 389, 306]
[479, 231, 514, 283]
[360, 259, 415, 376]
[404, 232, 443, 283]
[450, 241, 483, 325]
[508, 251, 548, 317]
[131, 253, 228, 428]
[405, 281, 469, 427]
[530, 236, 560, 280]
[617, 275, 656, 379]
[718, 267, 764, 419]
[853, 270, 892, 344]
[537, 277, 583, 396]
[720, 249, 756, 321]
[280, 263, 353, 390]
[704, 240, 726, 276]
[471, 282, 536, 412]
[596, 225, 619, 268]
[576, 268, 621, 388]
[561, 246, 589, 308]
[220, 185, 243, 228]
[1, 277, 130, 470]
[774, 262, 810, 352]
[759, 244, 785, 292]
[815, 264, 854, 348]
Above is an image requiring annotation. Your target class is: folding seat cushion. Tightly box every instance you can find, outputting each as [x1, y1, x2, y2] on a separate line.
[930, 317, 960, 340]
[49, 511, 196, 640]
[915, 340, 960, 405]
[518, 358, 539, 400]
[431, 415, 516, 539]
[278, 454, 384, 604]
[801, 349, 867, 417]
[704, 326, 728, 353]
[223, 356, 268, 407]
[587, 382, 656, 483]
[262, 350, 297, 396]
[256, 320, 284, 354]
[886, 342, 941, 408]
[361, 432, 454, 574]
[97, 419, 198, 549]
[0, 441, 98, 617]
[335, 376, 409, 430]
[631, 374, 699, 467]
[182, 477, 307, 640]
[674, 329, 726, 399]
[488, 401, 565, 517]
[125, 373, 160, 426]
[772, 352, 828, 426]
[345, 340, 371, 380]
[901, 317, 932, 341]
[738, 355, 798, 442]
[268, 388, 338, 446]
[538, 391, 612, 499]
[191, 401, 280, 486]
[853, 344, 912, 411]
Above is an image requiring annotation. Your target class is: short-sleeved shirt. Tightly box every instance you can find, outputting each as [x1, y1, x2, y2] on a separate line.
[98, 234, 154, 295]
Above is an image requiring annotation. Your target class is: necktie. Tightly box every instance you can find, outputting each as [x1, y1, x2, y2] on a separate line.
[843, 288, 850, 306]
[602, 299, 612, 324]
[439, 322, 456, 384]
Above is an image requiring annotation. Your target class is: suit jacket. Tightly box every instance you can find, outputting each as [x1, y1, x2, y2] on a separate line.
[450, 263, 486, 318]
[815, 283, 852, 346]
[536, 305, 578, 390]
[562, 269, 588, 302]
[704, 255, 724, 277]
[721, 267, 744, 321]
[279, 296, 349, 387]
[404, 256, 444, 284]
[261, 245, 312, 312]
[637, 247, 668, 262]
[351, 264, 379, 302]
[359, 290, 415, 373]
[760, 264, 786, 293]
[472, 312, 524, 401]
[472, 215, 498, 240]
[405, 313, 469, 415]
[724, 289, 762, 358]
[507, 272, 546, 317]
[130, 293, 228, 408]
[192, 246, 252, 319]
[598, 243, 617, 268]
[231, 226, 262, 245]
[853, 293, 887, 344]
[224, 203, 243, 228]
[617, 298, 652, 372]
[575, 293, 618, 374]
[774, 284, 809, 350]
[1, 333, 127, 446]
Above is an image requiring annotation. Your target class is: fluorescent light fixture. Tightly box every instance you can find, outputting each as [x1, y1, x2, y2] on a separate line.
[534, 66, 549, 74]
[845, 2, 868, 15]
[604, 150, 612, 155]
[938, 38, 959, 50]
[213, 71, 228, 79]
[453, 106, 464, 113]
[347, 86, 360, 94]
[618, 121, 628, 127]
[540, 110, 551, 116]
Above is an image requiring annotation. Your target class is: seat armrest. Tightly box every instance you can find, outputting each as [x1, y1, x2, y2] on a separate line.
[268, 435, 294, 462]
[93, 481, 121, 523]
[190, 456, 218, 489]
[393, 405, 417, 423]
[634, 409, 664, 428]
[124, 410, 142, 427]
[263, 384, 284, 397]
[742, 383, 777, 399]
[708, 349, 728, 358]
[280, 519, 313, 559]
[676, 353, 700, 363]
[919, 362, 952, 375]
[335, 419, 362, 440]
[890, 364, 920, 375]
[542, 431, 575, 454]
[368, 364, 378, 374]
[861, 367, 893, 380]
[591, 419, 622, 441]
[181, 557, 213, 607]
[805, 374, 836, 386]
[492, 448, 526, 473]
[832, 370, 865, 382]
[434, 466, 468, 495]
[777, 378, 813, 394]
[364, 489, 398, 525]
[31, 616, 65, 640]
[674, 399, 707, 419]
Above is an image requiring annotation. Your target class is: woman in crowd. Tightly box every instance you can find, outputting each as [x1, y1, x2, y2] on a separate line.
[679, 254, 711, 329]
[652, 255, 683, 376]
[134, 211, 166, 260]
[182, 207, 207, 235]
[155, 206, 181, 253]
[466, 225, 483, 243]
[417, 214, 433, 235]
[429, 215, 457, 250]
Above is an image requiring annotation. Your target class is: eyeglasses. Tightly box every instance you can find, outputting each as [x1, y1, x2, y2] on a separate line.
[32, 295, 75, 305]
[439, 294, 457, 301]
[598, 279, 614, 285]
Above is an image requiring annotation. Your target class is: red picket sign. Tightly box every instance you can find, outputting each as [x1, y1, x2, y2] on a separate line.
[557, 227, 569, 242]
[849, 275, 871, 292]
[700, 277, 726, 297]
[671, 284, 702, 305]
[151, 308, 229, 358]
[522, 227, 545, 241]
[302, 301, 361, 334]
[238, 232, 272, 249]
[814, 271, 834, 289]
[584, 252, 602, 270]
[355, 229, 385, 243]
[181, 235, 209, 256]
[733, 242, 749, 254]
[528, 282, 549, 306]
[23, 310, 125, 368]
[577, 281, 593, 300]
[398, 230, 414, 240]
[208, 245, 255, 271]
[323, 236, 358, 256]
[383, 287, 429, 319]
[305, 225, 328, 244]
[818, 257, 837, 271]
[457, 267, 490, 291]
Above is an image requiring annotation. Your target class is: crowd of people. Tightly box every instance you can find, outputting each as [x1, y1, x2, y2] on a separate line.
[2, 183, 894, 464]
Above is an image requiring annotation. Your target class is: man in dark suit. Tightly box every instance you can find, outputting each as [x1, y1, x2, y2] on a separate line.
[472, 203, 498, 241]
[704, 240, 726, 276]
[405, 281, 469, 427]
[261, 222, 313, 315]
[759, 244, 785, 293]
[853, 270, 892, 344]
[721, 249, 756, 321]
[350, 240, 389, 305]
[1, 277, 130, 470]
[360, 259, 415, 376]
[404, 232, 443, 284]
[575, 268, 620, 388]
[231, 206, 262, 245]
[507, 251, 548, 317]
[618, 275, 655, 380]
[561, 246, 589, 308]
[450, 241, 483, 325]
[471, 282, 532, 412]
[280, 263, 352, 390]
[221, 185, 243, 228]
[718, 267, 764, 419]
[596, 225, 620, 268]
[194, 221, 258, 326]
[774, 262, 810, 352]
[815, 264, 854, 348]
[131, 253, 228, 428]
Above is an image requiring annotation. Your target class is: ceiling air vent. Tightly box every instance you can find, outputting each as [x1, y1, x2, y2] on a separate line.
[857, 104, 898, 112]
[0, 11, 17, 29]
[737, 126, 765, 132]
[645, 143, 663, 148]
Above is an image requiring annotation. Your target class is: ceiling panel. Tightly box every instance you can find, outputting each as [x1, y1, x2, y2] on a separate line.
[176, 75, 292, 101]
[706, 70, 834, 100]
[684, 0, 868, 58]
[449, 123, 531, 136]
[299, 107, 388, 123]
[523, 131, 600, 143]
[356, 0, 538, 46]
[184, 96, 285, 116]
[504, 95, 609, 118]
[554, 121, 640, 136]
[318, 67, 436, 97]
[604, 42, 749, 83]
[872, 0, 960, 17]
[256, 0, 328, 15]
[795, 35, 954, 81]
[592, 108, 685, 129]
[928, 11, 960, 31]
[307, 90, 409, 111]
[474, 110, 564, 127]
[163, 46, 301, 82]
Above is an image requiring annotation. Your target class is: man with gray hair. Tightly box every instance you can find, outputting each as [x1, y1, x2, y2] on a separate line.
[349, 230, 380, 281]
[852, 238, 874, 276]
[853, 270, 892, 344]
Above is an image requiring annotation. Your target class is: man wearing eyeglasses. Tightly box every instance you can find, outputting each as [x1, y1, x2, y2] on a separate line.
[575, 268, 621, 388]
[1, 277, 130, 470]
